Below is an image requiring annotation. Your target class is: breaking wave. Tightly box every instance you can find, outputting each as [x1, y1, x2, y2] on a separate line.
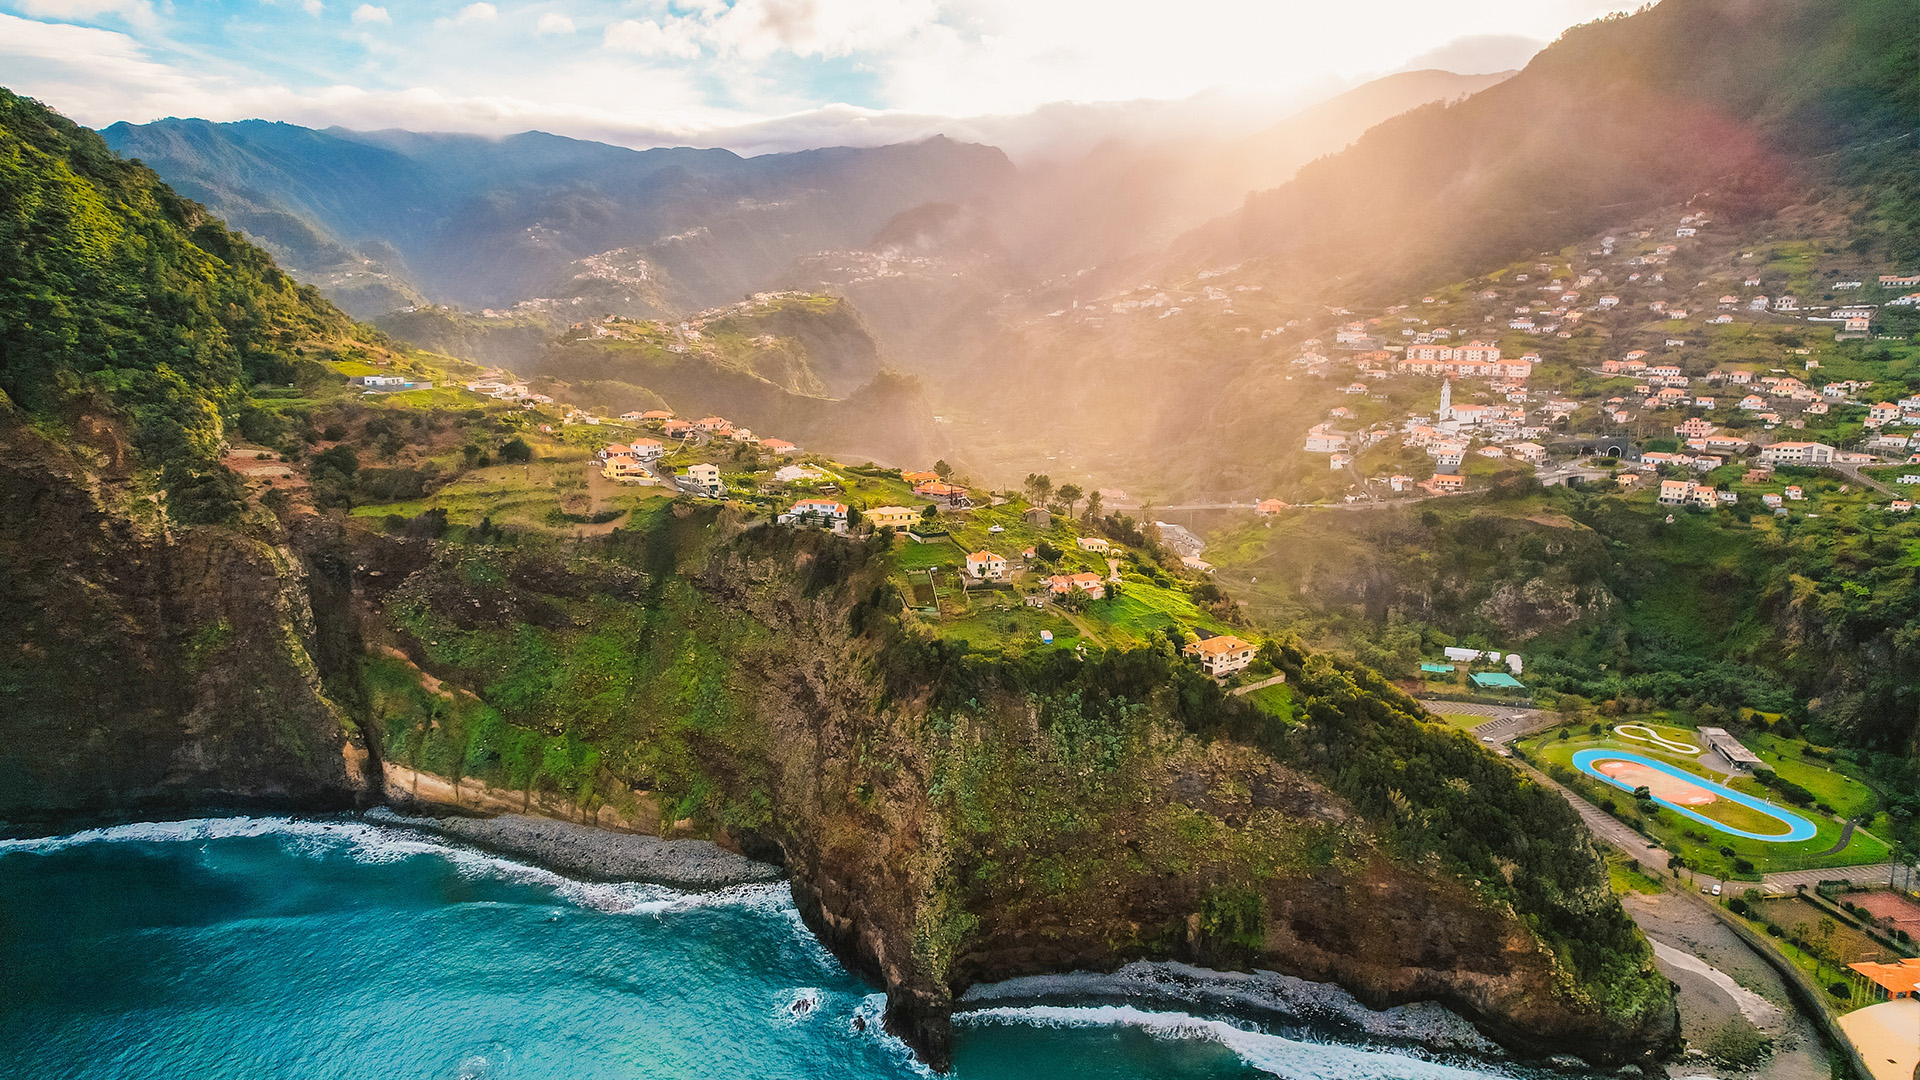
[0, 815, 791, 917]
[957, 1004, 1516, 1080]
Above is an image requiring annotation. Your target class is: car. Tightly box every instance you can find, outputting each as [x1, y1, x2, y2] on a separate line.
[1701, 883, 1712, 894]
[1712, 883, 1722, 896]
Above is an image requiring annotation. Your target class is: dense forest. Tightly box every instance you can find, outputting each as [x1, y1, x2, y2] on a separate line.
[0, 89, 352, 521]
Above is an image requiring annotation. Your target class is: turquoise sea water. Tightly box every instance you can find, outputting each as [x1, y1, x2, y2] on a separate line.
[0, 817, 1527, 1080]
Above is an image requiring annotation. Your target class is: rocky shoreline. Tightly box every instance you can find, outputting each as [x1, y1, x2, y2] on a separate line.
[960, 960, 1512, 1058]
[365, 806, 785, 890]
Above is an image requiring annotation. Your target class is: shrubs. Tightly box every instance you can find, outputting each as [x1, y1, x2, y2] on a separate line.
[1751, 768, 1816, 807]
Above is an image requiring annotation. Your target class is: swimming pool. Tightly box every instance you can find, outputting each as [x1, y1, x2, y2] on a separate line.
[1570, 748, 1818, 842]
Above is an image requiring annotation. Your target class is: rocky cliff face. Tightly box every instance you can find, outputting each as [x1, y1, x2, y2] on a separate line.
[0, 403, 375, 820]
[678, 538, 1674, 1069]
[0, 445, 1675, 1069]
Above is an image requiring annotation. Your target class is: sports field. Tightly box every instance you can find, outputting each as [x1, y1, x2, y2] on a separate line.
[1519, 719, 1892, 875]
[1572, 748, 1817, 842]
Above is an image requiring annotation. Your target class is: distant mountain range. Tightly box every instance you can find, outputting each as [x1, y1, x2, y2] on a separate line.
[100, 121, 1015, 318]
[99, 69, 1507, 323]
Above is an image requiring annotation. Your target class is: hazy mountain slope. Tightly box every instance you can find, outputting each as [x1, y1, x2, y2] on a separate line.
[530, 296, 939, 466]
[978, 70, 1514, 278]
[1190, 0, 1920, 299]
[101, 120, 1016, 316]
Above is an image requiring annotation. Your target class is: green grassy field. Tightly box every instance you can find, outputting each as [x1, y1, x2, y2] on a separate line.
[1436, 713, 1487, 732]
[1519, 720, 1892, 875]
[1606, 854, 1667, 896]
[1243, 682, 1294, 723]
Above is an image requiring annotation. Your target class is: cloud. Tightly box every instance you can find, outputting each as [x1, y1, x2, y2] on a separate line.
[455, 2, 495, 24]
[604, 18, 700, 58]
[1, 0, 1643, 162]
[303, 0, 323, 14]
[1398, 34, 1544, 75]
[698, 0, 938, 60]
[15, 0, 156, 25]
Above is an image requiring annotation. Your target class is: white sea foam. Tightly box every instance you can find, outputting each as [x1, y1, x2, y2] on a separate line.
[957, 1004, 1515, 1080]
[775, 987, 823, 1025]
[851, 993, 935, 1077]
[0, 816, 793, 917]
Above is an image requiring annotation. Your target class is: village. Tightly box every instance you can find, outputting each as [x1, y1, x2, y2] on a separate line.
[1223, 212, 1920, 518]
[576, 406, 1273, 681]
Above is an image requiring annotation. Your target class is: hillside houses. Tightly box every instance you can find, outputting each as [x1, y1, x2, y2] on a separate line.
[1046, 572, 1107, 600]
[867, 506, 921, 530]
[965, 550, 1009, 582]
[1760, 441, 1836, 465]
[1185, 634, 1255, 677]
[779, 498, 849, 529]
[1303, 424, 1348, 453]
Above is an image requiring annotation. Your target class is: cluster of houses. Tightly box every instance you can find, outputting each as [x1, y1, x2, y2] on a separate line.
[595, 409, 806, 493]
[463, 375, 543, 403]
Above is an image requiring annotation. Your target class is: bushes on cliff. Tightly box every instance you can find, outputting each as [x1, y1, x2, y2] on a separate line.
[1252, 639, 1661, 1012]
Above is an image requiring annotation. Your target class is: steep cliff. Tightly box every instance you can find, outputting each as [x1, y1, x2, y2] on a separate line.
[0, 401, 374, 818]
[351, 513, 1676, 1069]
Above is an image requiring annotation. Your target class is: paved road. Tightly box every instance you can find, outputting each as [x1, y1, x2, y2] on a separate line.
[1831, 463, 1898, 497]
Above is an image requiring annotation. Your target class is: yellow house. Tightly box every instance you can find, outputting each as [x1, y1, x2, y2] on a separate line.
[602, 457, 653, 483]
[867, 505, 921, 530]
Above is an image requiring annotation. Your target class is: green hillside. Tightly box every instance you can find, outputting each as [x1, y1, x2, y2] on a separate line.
[0, 89, 1680, 1067]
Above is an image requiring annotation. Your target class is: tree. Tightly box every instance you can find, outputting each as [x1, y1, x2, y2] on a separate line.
[1025, 473, 1053, 507]
[921, 504, 940, 521]
[499, 437, 533, 463]
[847, 505, 863, 530]
[1057, 484, 1083, 517]
[1083, 489, 1102, 522]
[933, 459, 952, 480]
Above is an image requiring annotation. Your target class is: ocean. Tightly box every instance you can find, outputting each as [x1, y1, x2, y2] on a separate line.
[0, 816, 1531, 1080]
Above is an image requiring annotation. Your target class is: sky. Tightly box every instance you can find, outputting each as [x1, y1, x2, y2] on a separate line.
[0, 0, 1639, 155]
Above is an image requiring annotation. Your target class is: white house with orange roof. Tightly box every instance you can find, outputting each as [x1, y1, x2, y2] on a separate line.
[1184, 634, 1256, 677]
[781, 498, 849, 529]
[1046, 572, 1106, 600]
[965, 550, 1009, 582]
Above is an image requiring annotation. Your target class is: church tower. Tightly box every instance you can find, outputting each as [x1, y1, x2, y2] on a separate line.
[1438, 378, 1453, 420]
